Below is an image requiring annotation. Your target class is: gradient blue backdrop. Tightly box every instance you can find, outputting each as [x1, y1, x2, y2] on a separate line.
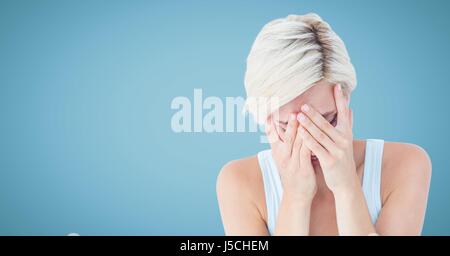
[1, 0, 449, 235]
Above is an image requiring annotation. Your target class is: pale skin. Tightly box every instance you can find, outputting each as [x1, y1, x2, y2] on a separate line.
[216, 80, 432, 236]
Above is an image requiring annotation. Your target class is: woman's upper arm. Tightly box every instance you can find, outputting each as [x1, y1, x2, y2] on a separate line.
[216, 160, 269, 236]
[375, 143, 432, 235]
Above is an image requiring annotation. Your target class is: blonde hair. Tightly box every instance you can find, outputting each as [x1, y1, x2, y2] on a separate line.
[243, 13, 356, 124]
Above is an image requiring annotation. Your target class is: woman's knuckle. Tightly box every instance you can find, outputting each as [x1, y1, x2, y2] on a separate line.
[327, 157, 336, 167]
[341, 138, 350, 148]
[335, 149, 344, 159]
[318, 132, 326, 141]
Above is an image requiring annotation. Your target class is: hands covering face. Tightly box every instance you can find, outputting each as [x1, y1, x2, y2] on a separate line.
[266, 84, 356, 197]
[296, 84, 356, 193]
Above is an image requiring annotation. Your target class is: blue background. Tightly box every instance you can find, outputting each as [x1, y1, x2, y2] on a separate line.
[1, 0, 449, 235]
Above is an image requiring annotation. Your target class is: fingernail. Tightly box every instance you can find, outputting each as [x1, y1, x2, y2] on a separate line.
[297, 113, 305, 122]
[337, 84, 342, 91]
[301, 104, 309, 112]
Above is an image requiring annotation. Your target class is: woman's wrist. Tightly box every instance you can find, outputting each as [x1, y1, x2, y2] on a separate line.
[332, 185, 360, 204]
[282, 192, 314, 208]
[329, 173, 361, 198]
[332, 180, 376, 235]
[275, 193, 313, 236]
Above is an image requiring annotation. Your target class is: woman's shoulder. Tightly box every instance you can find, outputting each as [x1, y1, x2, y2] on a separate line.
[216, 154, 262, 194]
[381, 141, 432, 172]
[216, 154, 270, 233]
[216, 154, 267, 212]
[379, 140, 432, 201]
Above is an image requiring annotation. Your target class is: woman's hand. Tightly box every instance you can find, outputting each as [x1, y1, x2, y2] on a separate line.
[266, 113, 317, 202]
[296, 84, 358, 194]
[295, 84, 377, 235]
[267, 113, 317, 235]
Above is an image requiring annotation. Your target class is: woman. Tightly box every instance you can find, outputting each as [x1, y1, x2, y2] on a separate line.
[216, 13, 431, 236]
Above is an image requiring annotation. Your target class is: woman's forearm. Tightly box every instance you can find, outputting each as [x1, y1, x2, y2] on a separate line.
[274, 194, 312, 236]
[333, 180, 376, 236]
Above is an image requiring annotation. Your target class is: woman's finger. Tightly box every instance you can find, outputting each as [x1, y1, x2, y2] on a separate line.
[299, 143, 314, 173]
[291, 124, 303, 160]
[299, 104, 346, 145]
[265, 116, 282, 147]
[283, 113, 299, 154]
[297, 112, 340, 153]
[299, 126, 331, 163]
[334, 84, 350, 131]
[349, 108, 353, 129]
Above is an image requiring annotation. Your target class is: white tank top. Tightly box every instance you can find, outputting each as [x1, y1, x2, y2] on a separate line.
[257, 139, 384, 235]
